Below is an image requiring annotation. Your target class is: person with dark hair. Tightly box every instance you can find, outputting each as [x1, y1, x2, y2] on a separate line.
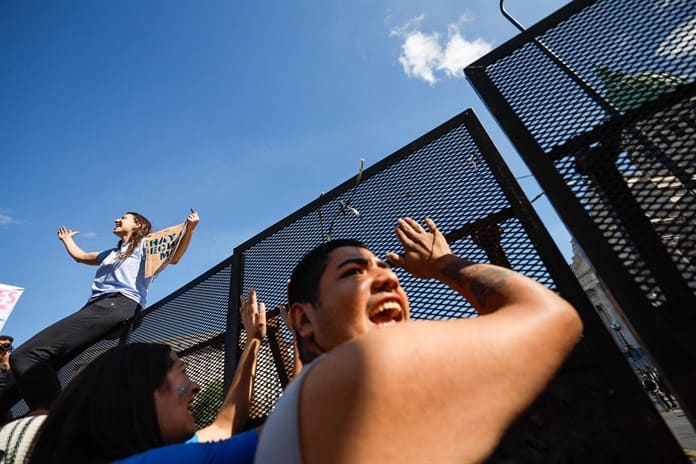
[0, 335, 15, 426]
[0, 211, 199, 414]
[27, 342, 257, 464]
[285, 238, 368, 364]
[254, 217, 583, 463]
[0, 335, 14, 375]
[3, 290, 262, 464]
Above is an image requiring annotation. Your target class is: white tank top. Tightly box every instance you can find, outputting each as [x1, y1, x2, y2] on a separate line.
[254, 359, 320, 464]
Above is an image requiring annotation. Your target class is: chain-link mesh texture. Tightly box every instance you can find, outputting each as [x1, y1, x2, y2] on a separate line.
[466, 0, 695, 457]
[130, 261, 233, 429]
[234, 113, 549, 421]
[9, 101, 685, 460]
[469, 0, 694, 304]
[229, 109, 682, 461]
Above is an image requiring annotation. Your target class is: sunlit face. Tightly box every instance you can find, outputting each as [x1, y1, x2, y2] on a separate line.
[303, 246, 410, 352]
[153, 352, 201, 444]
[112, 213, 139, 238]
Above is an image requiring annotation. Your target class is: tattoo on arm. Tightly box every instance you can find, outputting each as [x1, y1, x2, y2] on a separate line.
[441, 260, 507, 308]
[469, 268, 507, 307]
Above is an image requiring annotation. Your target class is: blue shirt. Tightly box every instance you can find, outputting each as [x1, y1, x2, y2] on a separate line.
[91, 240, 152, 306]
[112, 428, 258, 464]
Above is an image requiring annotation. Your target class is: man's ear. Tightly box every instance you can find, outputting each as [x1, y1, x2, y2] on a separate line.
[288, 302, 315, 338]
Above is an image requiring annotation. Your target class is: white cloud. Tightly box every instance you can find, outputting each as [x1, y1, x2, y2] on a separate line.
[398, 31, 443, 84]
[0, 214, 15, 225]
[439, 33, 492, 78]
[450, 13, 475, 29]
[80, 231, 97, 239]
[391, 14, 493, 85]
[389, 13, 425, 37]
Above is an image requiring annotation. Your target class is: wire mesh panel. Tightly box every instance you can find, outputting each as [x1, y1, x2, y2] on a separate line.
[230, 109, 682, 461]
[128, 259, 234, 429]
[466, 0, 696, 432]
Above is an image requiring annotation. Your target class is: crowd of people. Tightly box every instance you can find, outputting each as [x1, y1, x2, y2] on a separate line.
[0, 212, 585, 463]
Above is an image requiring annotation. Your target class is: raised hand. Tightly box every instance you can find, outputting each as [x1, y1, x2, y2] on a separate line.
[240, 289, 266, 342]
[57, 226, 79, 242]
[186, 209, 200, 229]
[386, 217, 453, 279]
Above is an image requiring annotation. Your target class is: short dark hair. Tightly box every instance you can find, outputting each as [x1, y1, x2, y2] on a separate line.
[288, 239, 369, 365]
[288, 239, 369, 307]
[0, 335, 13, 343]
[29, 343, 174, 464]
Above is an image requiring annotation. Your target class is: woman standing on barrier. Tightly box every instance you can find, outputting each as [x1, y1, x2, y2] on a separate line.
[0, 210, 199, 415]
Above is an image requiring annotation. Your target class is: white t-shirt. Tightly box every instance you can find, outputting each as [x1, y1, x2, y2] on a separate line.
[90, 240, 152, 306]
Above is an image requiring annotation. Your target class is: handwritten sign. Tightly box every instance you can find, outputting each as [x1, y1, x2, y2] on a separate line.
[144, 223, 186, 278]
[0, 284, 24, 332]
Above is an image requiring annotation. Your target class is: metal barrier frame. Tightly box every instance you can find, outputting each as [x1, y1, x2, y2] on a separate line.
[227, 109, 685, 461]
[465, 0, 695, 438]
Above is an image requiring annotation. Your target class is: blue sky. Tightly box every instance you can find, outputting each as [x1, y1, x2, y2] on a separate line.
[1, 0, 575, 345]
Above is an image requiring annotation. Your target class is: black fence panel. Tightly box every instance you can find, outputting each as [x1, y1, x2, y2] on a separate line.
[466, 0, 696, 435]
[229, 109, 683, 461]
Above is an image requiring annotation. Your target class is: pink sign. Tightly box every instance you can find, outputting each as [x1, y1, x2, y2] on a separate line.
[0, 284, 24, 332]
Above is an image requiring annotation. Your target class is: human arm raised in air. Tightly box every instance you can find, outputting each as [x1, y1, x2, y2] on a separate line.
[297, 217, 583, 464]
[279, 304, 303, 380]
[195, 289, 265, 442]
[57, 227, 100, 265]
[169, 210, 200, 265]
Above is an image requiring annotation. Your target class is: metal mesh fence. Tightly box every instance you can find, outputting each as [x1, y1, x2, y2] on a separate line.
[466, 0, 695, 442]
[230, 109, 681, 461]
[8, 102, 686, 460]
[232, 114, 545, 419]
[130, 260, 233, 429]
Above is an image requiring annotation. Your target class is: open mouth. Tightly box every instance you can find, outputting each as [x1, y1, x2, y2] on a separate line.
[368, 301, 404, 326]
